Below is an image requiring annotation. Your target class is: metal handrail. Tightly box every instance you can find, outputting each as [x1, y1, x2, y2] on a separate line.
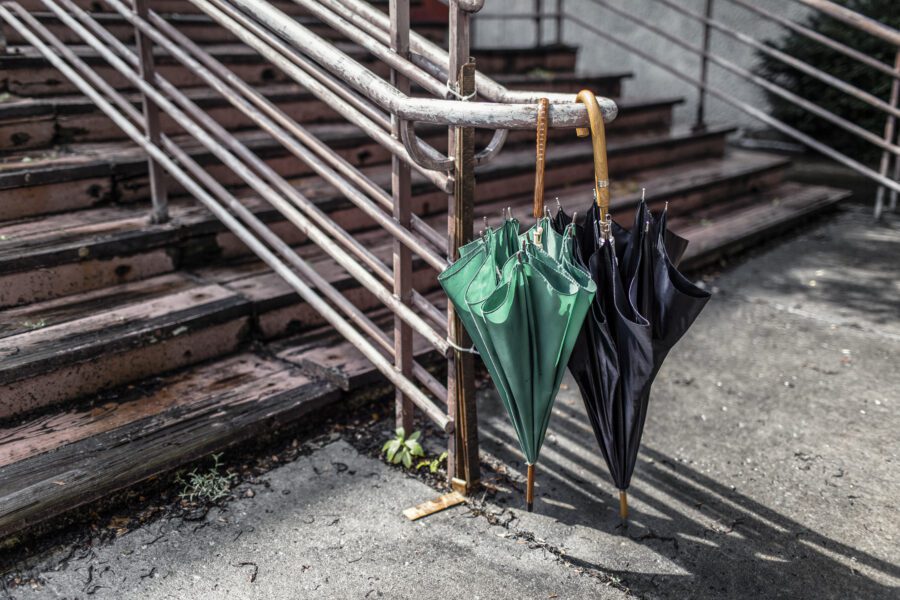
[0, 1, 455, 431]
[511, 0, 900, 214]
[193, 0, 454, 190]
[789, 0, 900, 47]
[653, 0, 900, 121]
[575, 0, 900, 158]
[226, 0, 616, 130]
[727, 0, 898, 80]
[330, 0, 580, 106]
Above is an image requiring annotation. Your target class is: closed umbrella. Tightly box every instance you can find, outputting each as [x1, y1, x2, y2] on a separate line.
[565, 91, 711, 521]
[439, 99, 595, 511]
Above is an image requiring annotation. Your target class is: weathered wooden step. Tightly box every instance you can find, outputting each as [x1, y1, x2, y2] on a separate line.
[0, 350, 340, 538]
[495, 71, 632, 97]
[1, 11, 447, 48]
[0, 40, 571, 96]
[12, 0, 409, 13]
[0, 42, 388, 96]
[472, 125, 734, 209]
[0, 220, 445, 416]
[0, 274, 253, 419]
[473, 44, 578, 75]
[0, 122, 387, 220]
[0, 83, 341, 151]
[677, 182, 850, 270]
[538, 150, 791, 221]
[0, 119, 727, 224]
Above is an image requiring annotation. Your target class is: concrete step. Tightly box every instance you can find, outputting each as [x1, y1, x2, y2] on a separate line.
[677, 182, 851, 270]
[0, 115, 719, 224]
[0, 74, 642, 151]
[0, 127, 734, 307]
[0, 41, 576, 96]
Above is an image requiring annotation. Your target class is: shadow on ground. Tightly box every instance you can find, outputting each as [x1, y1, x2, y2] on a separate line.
[479, 396, 898, 600]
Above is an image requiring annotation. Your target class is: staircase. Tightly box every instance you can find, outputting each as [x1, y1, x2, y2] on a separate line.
[0, 0, 849, 538]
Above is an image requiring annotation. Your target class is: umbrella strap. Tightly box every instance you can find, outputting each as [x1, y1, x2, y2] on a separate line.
[445, 336, 479, 355]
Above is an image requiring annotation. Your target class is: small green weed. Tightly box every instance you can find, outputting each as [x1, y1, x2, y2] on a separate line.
[382, 427, 424, 469]
[417, 451, 448, 474]
[175, 453, 233, 504]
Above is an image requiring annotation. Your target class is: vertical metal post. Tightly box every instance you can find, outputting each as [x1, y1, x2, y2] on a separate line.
[556, 0, 563, 45]
[133, 0, 168, 223]
[447, 0, 480, 495]
[534, 0, 542, 47]
[693, 0, 714, 132]
[890, 138, 899, 212]
[390, 0, 414, 433]
[874, 49, 900, 220]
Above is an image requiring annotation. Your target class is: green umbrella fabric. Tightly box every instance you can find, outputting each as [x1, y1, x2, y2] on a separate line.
[439, 216, 595, 465]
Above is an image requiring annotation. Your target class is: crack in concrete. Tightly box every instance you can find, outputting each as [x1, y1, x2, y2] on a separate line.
[464, 498, 635, 596]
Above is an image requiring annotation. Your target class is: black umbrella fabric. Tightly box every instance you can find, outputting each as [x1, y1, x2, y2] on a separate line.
[563, 91, 711, 521]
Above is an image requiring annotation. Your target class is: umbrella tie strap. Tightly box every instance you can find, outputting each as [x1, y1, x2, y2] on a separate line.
[446, 337, 479, 355]
[446, 79, 477, 101]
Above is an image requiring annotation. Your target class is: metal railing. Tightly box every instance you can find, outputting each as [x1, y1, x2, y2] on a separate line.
[491, 0, 900, 218]
[0, 0, 616, 494]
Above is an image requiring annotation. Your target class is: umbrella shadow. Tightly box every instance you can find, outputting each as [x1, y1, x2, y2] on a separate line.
[476, 390, 899, 600]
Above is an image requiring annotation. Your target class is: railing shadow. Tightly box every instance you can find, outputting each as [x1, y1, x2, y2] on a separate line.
[476, 389, 899, 599]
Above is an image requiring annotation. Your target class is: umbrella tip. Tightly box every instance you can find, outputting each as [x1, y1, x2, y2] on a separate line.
[526, 464, 536, 512]
[619, 489, 629, 522]
[641, 187, 646, 202]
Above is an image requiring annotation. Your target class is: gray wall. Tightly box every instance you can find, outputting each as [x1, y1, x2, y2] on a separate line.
[473, 0, 812, 130]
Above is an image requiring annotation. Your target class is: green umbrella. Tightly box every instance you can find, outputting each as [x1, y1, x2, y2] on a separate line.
[439, 214, 595, 511]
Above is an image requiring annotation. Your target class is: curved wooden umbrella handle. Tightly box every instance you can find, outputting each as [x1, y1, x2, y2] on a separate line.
[533, 98, 550, 220]
[575, 90, 610, 219]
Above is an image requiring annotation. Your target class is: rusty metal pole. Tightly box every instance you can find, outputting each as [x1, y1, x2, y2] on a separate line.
[390, 0, 414, 434]
[693, 0, 714, 132]
[132, 0, 168, 223]
[447, 0, 479, 495]
[874, 49, 900, 220]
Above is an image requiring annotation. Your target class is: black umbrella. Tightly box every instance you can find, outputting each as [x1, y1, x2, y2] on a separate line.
[563, 91, 711, 521]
